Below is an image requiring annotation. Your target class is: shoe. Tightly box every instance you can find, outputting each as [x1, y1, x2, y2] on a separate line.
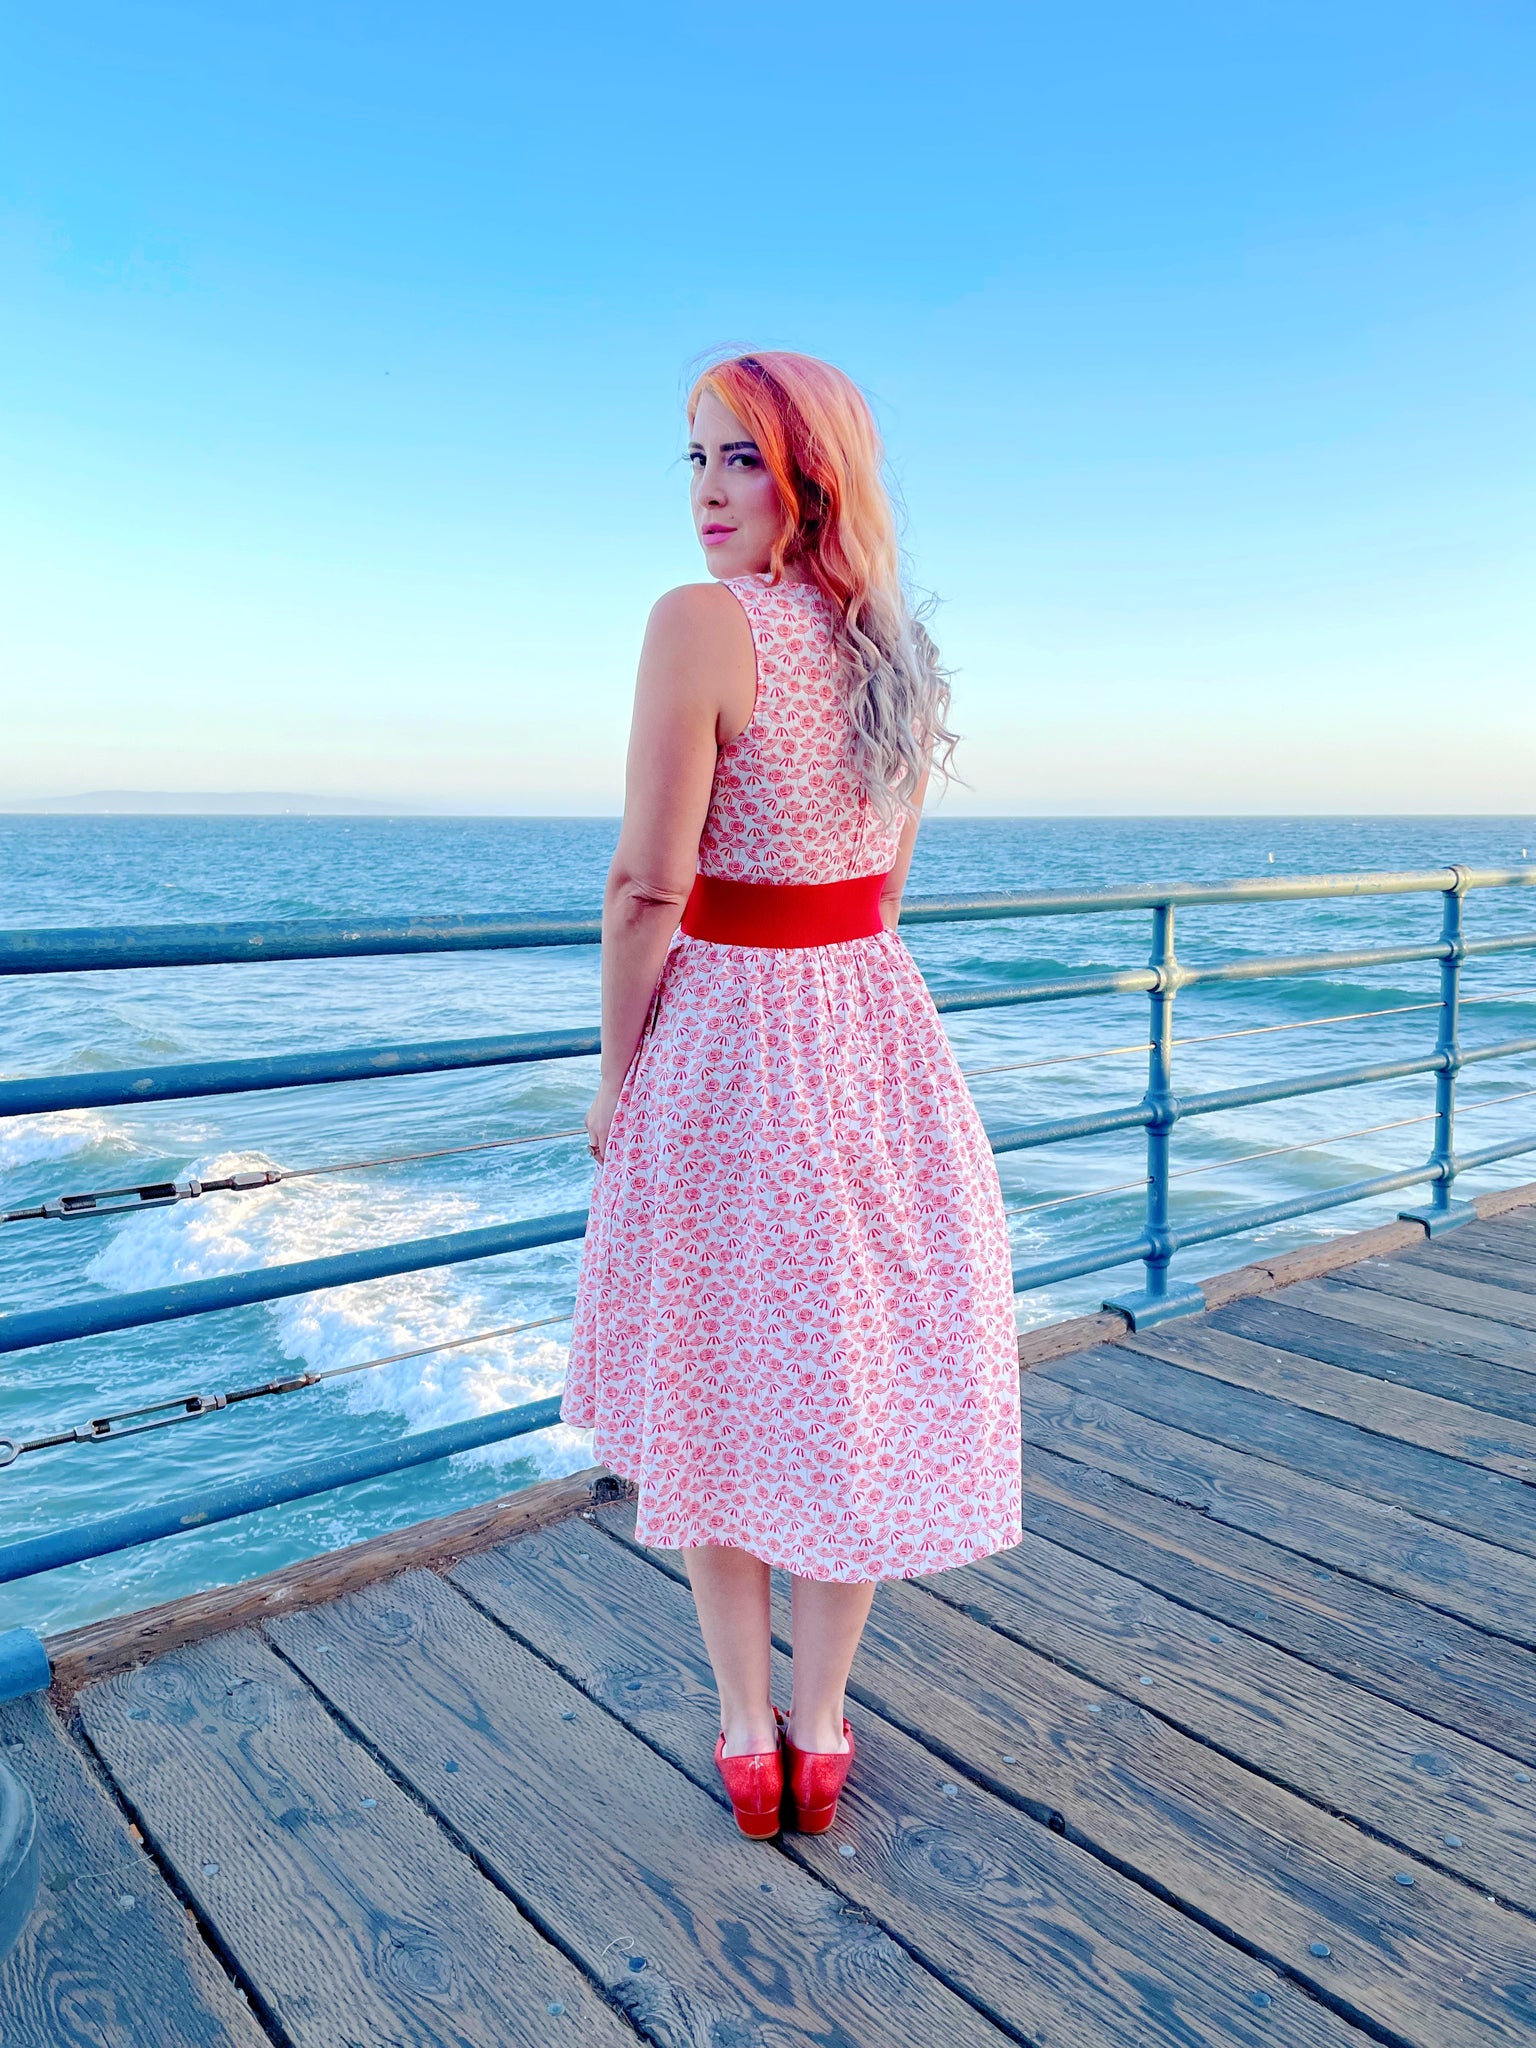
[715, 1722, 784, 1840]
[783, 1719, 855, 1834]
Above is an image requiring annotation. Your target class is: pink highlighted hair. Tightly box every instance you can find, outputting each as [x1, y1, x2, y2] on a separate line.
[687, 351, 957, 820]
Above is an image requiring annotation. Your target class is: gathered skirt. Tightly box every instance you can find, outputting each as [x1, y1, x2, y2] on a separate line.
[561, 927, 1023, 1581]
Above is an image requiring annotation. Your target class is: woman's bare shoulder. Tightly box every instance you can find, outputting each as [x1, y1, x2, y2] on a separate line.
[642, 581, 754, 668]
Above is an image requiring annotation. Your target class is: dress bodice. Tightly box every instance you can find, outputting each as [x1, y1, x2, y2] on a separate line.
[695, 576, 904, 885]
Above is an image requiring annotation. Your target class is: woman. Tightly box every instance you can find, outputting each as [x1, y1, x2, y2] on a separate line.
[562, 351, 1021, 1839]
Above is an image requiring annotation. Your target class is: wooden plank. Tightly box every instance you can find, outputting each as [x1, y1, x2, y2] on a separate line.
[1045, 1343, 1536, 1557]
[922, 1525, 1536, 1912]
[46, 1464, 626, 1704]
[1466, 1218, 1536, 1262]
[1016, 1371, 1536, 1646]
[1282, 1274, 1536, 1376]
[1336, 1256, 1536, 1333]
[1018, 1309, 1129, 1368]
[451, 1522, 1360, 2048]
[0, 1694, 265, 2048]
[1013, 1440, 1536, 1760]
[1198, 1218, 1429, 1309]
[265, 1567, 999, 2048]
[1445, 1216, 1536, 1262]
[602, 1500, 1536, 2048]
[1120, 1318, 1536, 1479]
[1394, 1238, 1536, 1296]
[75, 1629, 632, 2048]
[1212, 1295, 1536, 1427]
[1472, 1182, 1536, 1220]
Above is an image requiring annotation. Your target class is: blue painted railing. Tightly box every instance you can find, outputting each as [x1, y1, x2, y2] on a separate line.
[3, 862, 1536, 1600]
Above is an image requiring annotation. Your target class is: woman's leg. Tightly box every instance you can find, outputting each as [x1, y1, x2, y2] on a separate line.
[787, 1577, 876, 1753]
[681, 1544, 778, 1756]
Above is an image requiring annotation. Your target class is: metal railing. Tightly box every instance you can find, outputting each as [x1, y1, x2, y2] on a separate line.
[2, 861, 1535, 1598]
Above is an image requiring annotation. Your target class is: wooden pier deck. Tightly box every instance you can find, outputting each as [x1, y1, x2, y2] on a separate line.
[3, 1196, 1534, 2047]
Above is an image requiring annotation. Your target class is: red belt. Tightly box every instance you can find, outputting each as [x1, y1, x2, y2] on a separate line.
[680, 870, 891, 948]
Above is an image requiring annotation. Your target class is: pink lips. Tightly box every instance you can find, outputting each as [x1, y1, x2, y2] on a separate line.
[701, 524, 736, 547]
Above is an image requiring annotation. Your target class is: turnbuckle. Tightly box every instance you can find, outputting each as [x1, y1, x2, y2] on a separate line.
[6, 1169, 281, 1224]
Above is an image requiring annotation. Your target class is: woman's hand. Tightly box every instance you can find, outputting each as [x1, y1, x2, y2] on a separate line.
[586, 1077, 624, 1165]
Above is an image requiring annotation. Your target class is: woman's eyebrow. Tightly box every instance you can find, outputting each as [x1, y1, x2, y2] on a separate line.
[720, 440, 760, 453]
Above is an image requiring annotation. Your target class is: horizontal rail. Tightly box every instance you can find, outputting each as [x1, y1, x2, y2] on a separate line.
[5, 866, 1534, 976]
[902, 866, 1536, 923]
[1006, 1157, 1452, 1295]
[0, 914, 604, 977]
[0, 1211, 588, 1356]
[0, 1028, 601, 1121]
[0, 1394, 563, 1587]
[1011, 1235, 1156, 1292]
[1167, 1160, 1444, 1250]
[1456, 1130, 1536, 1174]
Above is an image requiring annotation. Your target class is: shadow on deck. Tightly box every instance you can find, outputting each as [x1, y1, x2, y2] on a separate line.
[3, 1199, 1535, 2046]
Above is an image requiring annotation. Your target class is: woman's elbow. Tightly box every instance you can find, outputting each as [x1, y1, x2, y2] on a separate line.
[608, 870, 693, 918]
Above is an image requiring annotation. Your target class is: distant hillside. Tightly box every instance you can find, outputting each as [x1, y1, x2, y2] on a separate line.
[0, 792, 407, 816]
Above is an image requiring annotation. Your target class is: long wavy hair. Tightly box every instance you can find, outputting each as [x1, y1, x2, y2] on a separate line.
[687, 350, 958, 822]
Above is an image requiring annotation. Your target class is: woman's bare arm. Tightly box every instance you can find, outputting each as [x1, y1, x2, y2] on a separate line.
[878, 767, 930, 930]
[590, 583, 754, 1148]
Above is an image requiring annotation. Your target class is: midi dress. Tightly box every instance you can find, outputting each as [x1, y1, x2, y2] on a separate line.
[562, 574, 1023, 1582]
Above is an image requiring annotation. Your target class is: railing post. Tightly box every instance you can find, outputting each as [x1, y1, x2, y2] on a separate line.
[1400, 866, 1477, 1236]
[1102, 902, 1206, 1329]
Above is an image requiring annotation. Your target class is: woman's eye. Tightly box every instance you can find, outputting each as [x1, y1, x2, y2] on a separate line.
[728, 454, 760, 469]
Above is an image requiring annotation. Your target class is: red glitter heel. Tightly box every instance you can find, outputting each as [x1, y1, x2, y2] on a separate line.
[715, 1726, 785, 1839]
[784, 1720, 855, 1834]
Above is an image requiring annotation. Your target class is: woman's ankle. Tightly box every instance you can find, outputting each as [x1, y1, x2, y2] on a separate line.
[720, 1708, 781, 1757]
[785, 1707, 848, 1754]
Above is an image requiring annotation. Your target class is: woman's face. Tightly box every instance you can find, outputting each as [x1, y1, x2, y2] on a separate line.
[689, 388, 785, 579]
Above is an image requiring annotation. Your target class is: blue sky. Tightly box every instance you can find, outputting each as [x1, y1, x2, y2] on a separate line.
[2, 3, 1532, 813]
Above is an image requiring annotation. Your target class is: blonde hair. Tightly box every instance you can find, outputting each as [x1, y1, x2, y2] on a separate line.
[688, 351, 958, 821]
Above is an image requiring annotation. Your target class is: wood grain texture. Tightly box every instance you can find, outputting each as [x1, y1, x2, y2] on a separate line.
[452, 1519, 1357, 2048]
[76, 1629, 629, 2048]
[1119, 1318, 1536, 1479]
[1012, 1441, 1536, 1762]
[1017, 1309, 1129, 1369]
[1335, 1256, 1536, 1333]
[1212, 1295, 1536, 1428]
[1394, 1238, 1536, 1296]
[603, 1499, 1536, 2048]
[1283, 1275, 1536, 1376]
[1198, 1219, 1429, 1308]
[925, 1526, 1536, 1910]
[1049, 1341, 1536, 1556]
[45, 1464, 626, 1704]
[1467, 1219, 1536, 1264]
[0, 1694, 264, 2048]
[266, 1565, 990, 2048]
[1472, 1182, 1536, 1220]
[1016, 1371, 1536, 1646]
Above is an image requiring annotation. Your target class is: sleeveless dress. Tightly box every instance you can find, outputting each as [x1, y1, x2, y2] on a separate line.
[562, 575, 1023, 1582]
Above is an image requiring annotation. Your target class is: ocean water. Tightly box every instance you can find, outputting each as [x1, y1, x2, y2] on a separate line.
[2, 812, 1534, 1636]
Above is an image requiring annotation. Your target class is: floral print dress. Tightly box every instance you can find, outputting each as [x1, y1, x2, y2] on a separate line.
[562, 575, 1022, 1581]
